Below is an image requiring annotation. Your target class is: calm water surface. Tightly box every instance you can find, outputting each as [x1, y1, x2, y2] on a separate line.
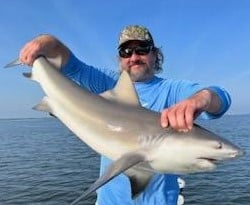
[0, 115, 249, 205]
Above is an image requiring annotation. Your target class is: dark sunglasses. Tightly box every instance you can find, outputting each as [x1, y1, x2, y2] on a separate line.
[118, 45, 153, 58]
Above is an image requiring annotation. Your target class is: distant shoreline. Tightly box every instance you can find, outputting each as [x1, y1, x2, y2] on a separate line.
[0, 116, 52, 121]
[0, 113, 249, 121]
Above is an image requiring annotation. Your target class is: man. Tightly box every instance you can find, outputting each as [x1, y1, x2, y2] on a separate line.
[19, 25, 231, 205]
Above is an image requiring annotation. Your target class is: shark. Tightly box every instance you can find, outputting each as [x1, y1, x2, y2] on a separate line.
[5, 57, 244, 204]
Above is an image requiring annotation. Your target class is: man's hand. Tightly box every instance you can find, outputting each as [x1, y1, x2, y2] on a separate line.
[161, 89, 221, 132]
[19, 34, 70, 66]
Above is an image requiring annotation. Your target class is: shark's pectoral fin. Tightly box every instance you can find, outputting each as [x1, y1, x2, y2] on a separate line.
[70, 152, 147, 205]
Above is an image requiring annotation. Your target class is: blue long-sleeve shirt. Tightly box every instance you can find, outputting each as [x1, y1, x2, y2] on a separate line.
[61, 53, 231, 205]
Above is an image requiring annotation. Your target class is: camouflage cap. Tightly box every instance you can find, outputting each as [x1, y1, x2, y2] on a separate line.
[118, 25, 154, 48]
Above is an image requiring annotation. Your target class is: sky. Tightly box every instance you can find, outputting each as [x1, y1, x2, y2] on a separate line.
[0, 0, 249, 118]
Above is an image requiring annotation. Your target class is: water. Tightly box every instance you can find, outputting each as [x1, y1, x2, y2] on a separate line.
[0, 115, 249, 205]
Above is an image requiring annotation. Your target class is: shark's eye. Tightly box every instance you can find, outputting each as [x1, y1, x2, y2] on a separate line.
[216, 142, 223, 149]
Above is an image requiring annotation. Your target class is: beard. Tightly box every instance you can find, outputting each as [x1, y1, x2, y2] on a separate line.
[120, 61, 154, 82]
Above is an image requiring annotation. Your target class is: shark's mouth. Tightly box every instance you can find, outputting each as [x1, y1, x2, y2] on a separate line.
[198, 157, 218, 163]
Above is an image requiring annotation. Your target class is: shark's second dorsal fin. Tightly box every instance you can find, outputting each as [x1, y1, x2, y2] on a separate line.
[46, 55, 63, 70]
[100, 71, 141, 107]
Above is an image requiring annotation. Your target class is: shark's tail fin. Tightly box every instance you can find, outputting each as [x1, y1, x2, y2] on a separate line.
[4, 55, 62, 69]
[4, 58, 22, 68]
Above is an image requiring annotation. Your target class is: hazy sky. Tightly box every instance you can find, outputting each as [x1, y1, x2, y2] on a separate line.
[0, 0, 249, 118]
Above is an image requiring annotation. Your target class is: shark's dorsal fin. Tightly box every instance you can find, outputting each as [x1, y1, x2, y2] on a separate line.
[100, 71, 141, 107]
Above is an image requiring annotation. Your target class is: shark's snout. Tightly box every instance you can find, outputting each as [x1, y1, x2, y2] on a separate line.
[223, 142, 245, 159]
[231, 148, 245, 158]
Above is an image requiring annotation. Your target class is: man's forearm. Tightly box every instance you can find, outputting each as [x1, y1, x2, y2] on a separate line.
[193, 89, 222, 114]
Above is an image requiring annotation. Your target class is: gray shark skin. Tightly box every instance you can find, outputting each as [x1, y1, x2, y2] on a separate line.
[5, 57, 244, 204]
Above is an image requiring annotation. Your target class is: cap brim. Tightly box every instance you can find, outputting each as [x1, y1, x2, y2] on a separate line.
[118, 39, 154, 49]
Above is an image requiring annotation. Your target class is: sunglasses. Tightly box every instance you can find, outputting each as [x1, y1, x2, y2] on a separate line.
[118, 45, 153, 58]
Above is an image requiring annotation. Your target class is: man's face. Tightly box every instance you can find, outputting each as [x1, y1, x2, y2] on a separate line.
[118, 41, 157, 82]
